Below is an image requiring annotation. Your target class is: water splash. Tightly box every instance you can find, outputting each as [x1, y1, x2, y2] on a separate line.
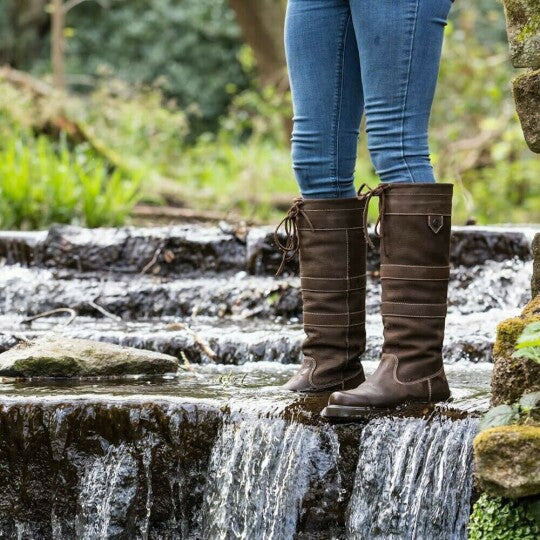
[200, 399, 340, 540]
[346, 417, 478, 540]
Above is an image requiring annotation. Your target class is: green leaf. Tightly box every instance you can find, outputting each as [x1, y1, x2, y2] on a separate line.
[479, 404, 519, 431]
[519, 392, 540, 413]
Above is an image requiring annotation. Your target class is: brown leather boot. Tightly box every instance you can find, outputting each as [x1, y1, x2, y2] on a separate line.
[323, 183, 452, 416]
[275, 196, 367, 392]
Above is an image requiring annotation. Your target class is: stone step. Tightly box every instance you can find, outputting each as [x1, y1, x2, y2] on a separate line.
[0, 259, 531, 321]
[0, 310, 509, 365]
[0, 224, 535, 277]
[0, 365, 484, 537]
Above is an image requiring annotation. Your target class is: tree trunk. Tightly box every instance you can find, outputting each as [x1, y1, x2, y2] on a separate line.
[228, 0, 288, 89]
[51, 0, 66, 89]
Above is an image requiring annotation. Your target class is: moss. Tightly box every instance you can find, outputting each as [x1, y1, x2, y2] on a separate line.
[13, 355, 82, 377]
[474, 425, 540, 498]
[491, 297, 540, 405]
[474, 424, 540, 451]
[468, 493, 540, 540]
[522, 294, 540, 318]
[494, 317, 527, 358]
[503, 0, 540, 67]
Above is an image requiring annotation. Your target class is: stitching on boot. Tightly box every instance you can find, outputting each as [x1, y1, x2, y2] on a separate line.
[381, 264, 448, 269]
[309, 365, 364, 391]
[304, 208, 364, 212]
[305, 357, 318, 389]
[344, 228, 350, 382]
[302, 273, 366, 280]
[298, 226, 365, 231]
[304, 310, 365, 315]
[304, 322, 364, 327]
[390, 355, 446, 385]
[427, 379, 432, 402]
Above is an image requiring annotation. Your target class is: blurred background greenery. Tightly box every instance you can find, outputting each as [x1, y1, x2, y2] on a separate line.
[0, 0, 538, 229]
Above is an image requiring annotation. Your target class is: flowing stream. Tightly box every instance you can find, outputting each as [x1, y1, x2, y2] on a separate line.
[346, 417, 478, 540]
[0, 224, 535, 538]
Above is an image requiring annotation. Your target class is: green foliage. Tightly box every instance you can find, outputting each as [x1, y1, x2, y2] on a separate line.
[519, 392, 540, 413]
[468, 494, 540, 540]
[513, 322, 540, 364]
[69, 79, 189, 178]
[0, 133, 140, 229]
[0, 4, 537, 225]
[432, 8, 540, 224]
[479, 404, 521, 431]
[479, 391, 540, 431]
[63, 0, 248, 134]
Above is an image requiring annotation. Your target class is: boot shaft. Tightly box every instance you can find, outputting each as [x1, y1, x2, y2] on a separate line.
[375, 183, 453, 381]
[275, 197, 367, 391]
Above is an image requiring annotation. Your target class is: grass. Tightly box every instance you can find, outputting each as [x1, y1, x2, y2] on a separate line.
[0, 133, 140, 229]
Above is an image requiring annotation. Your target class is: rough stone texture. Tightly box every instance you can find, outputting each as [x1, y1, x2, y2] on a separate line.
[41, 224, 246, 275]
[474, 424, 540, 498]
[503, 0, 540, 68]
[0, 337, 179, 377]
[491, 296, 540, 405]
[0, 225, 534, 277]
[513, 69, 540, 153]
[0, 400, 222, 538]
[533, 233, 540, 297]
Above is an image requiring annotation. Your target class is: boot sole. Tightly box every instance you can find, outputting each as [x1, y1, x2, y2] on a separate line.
[321, 400, 451, 421]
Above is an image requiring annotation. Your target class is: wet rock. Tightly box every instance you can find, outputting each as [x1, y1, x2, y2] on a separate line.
[502, 0, 540, 68]
[0, 337, 179, 378]
[532, 232, 540, 297]
[491, 296, 540, 405]
[0, 399, 221, 538]
[474, 424, 540, 498]
[42, 224, 246, 275]
[450, 227, 532, 267]
[0, 225, 534, 277]
[0, 230, 46, 266]
[513, 69, 540, 153]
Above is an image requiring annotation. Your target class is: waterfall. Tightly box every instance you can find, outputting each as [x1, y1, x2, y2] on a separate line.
[199, 400, 340, 540]
[74, 444, 139, 539]
[346, 417, 478, 540]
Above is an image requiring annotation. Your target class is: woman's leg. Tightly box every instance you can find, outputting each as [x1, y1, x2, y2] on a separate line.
[349, 0, 453, 183]
[285, 0, 364, 198]
[323, 0, 455, 415]
[278, 1, 368, 393]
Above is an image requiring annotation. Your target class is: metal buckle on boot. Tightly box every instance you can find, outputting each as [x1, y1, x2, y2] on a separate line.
[428, 215, 444, 234]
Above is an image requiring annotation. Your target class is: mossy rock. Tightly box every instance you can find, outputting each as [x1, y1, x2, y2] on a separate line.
[0, 337, 179, 378]
[474, 425, 540, 498]
[513, 69, 540, 153]
[502, 0, 540, 68]
[468, 493, 540, 540]
[491, 295, 540, 405]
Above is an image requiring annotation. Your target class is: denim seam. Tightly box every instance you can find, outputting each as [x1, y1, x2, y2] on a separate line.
[332, 13, 351, 198]
[400, 0, 420, 183]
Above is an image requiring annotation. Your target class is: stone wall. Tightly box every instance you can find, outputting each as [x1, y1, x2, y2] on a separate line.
[502, 0, 540, 153]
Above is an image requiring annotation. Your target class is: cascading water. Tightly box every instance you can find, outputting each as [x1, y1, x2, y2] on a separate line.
[199, 400, 341, 540]
[0, 224, 534, 538]
[346, 417, 478, 540]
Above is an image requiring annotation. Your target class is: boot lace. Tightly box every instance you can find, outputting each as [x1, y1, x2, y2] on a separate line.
[358, 183, 390, 254]
[274, 197, 314, 275]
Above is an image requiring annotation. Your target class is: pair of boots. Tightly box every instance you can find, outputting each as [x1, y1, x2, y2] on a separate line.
[275, 183, 452, 418]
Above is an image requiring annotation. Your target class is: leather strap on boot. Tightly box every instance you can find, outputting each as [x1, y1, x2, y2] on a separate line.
[275, 196, 367, 392]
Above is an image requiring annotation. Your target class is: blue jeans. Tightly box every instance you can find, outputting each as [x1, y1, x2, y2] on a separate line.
[285, 0, 453, 198]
